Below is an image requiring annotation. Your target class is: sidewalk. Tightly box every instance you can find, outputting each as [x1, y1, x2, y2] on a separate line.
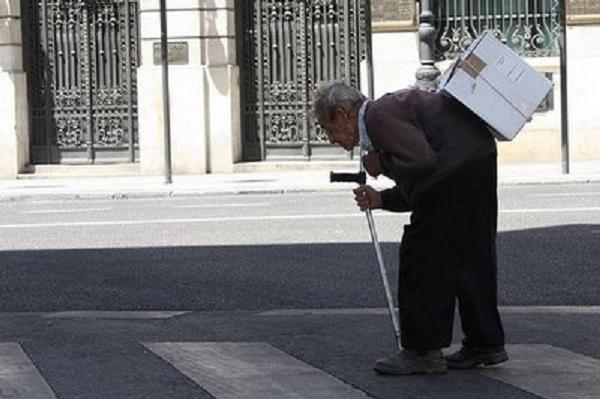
[1, 161, 600, 202]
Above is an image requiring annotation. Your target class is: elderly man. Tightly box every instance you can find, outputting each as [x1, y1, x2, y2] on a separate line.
[313, 81, 507, 375]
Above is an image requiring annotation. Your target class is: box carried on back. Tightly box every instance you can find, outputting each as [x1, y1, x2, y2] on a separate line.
[437, 32, 553, 141]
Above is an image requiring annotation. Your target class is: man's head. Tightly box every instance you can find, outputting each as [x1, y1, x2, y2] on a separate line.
[313, 81, 366, 151]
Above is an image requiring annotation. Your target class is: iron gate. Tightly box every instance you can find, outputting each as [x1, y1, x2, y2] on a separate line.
[23, 0, 139, 165]
[238, 0, 367, 161]
[434, 0, 560, 60]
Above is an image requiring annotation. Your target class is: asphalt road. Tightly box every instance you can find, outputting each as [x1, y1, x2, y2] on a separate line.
[0, 183, 599, 398]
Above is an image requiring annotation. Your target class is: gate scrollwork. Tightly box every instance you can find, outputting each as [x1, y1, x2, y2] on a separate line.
[240, 0, 366, 160]
[23, 0, 139, 164]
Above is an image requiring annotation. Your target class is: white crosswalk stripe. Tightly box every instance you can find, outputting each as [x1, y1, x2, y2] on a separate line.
[481, 344, 600, 399]
[144, 342, 370, 399]
[0, 343, 56, 399]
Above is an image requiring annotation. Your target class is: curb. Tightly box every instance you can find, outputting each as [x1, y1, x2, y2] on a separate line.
[1, 178, 599, 203]
[0, 186, 351, 203]
[498, 177, 600, 186]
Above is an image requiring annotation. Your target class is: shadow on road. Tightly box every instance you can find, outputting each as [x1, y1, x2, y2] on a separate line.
[1, 224, 598, 311]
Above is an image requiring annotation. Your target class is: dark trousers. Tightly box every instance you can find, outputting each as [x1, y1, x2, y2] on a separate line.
[398, 155, 505, 350]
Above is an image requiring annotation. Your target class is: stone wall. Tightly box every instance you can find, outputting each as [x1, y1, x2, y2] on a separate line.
[568, 0, 600, 22]
[137, 0, 240, 175]
[0, 0, 28, 179]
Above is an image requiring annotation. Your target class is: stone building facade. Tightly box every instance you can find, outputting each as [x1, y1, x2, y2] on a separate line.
[1, 0, 599, 178]
[369, 0, 600, 165]
[1, 0, 241, 178]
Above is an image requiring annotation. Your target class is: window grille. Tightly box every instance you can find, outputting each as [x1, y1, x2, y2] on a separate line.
[434, 0, 560, 60]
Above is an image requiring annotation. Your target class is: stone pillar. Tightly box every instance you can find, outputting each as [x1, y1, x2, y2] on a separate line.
[0, 0, 29, 178]
[201, 0, 240, 173]
[415, 0, 440, 91]
[137, 0, 239, 175]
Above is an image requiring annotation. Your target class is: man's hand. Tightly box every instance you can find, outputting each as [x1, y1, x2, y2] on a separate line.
[353, 185, 382, 211]
[362, 152, 382, 177]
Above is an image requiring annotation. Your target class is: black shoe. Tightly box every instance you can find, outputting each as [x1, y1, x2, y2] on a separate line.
[374, 350, 448, 375]
[445, 346, 508, 369]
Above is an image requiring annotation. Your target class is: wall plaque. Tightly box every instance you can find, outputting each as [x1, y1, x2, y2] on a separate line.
[568, 0, 600, 15]
[153, 42, 189, 65]
[371, 0, 416, 30]
[398, 0, 416, 22]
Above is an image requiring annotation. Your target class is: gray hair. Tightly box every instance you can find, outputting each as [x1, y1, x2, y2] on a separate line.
[312, 81, 366, 125]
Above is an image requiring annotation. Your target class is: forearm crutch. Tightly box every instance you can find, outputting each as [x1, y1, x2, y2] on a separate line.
[330, 164, 402, 352]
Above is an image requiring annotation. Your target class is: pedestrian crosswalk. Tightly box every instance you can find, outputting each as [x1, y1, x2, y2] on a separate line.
[0, 343, 57, 399]
[1, 342, 600, 399]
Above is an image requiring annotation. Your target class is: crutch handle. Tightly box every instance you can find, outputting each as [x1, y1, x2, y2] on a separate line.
[329, 171, 366, 185]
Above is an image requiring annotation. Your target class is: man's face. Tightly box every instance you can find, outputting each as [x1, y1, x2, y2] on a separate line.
[320, 107, 358, 151]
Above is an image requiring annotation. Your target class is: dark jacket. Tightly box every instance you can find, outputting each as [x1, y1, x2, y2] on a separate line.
[365, 89, 496, 211]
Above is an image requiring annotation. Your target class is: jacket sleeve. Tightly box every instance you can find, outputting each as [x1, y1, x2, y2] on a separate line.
[367, 99, 437, 183]
[379, 186, 412, 213]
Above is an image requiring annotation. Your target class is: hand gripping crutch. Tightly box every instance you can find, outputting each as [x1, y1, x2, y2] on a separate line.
[330, 164, 402, 352]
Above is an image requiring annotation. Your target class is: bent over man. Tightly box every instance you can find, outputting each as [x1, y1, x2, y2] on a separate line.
[313, 81, 508, 375]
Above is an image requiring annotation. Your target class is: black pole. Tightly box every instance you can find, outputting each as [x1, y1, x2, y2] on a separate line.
[160, 0, 173, 184]
[416, 0, 440, 91]
[559, 0, 570, 174]
[365, 0, 374, 99]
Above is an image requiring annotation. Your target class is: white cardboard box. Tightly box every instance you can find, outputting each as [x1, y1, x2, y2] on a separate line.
[437, 32, 553, 141]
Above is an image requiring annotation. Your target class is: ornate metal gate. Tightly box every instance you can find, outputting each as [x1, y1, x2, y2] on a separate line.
[23, 0, 139, 165]
[434, 0, 560, 60]
[238, 0, 367, 161]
